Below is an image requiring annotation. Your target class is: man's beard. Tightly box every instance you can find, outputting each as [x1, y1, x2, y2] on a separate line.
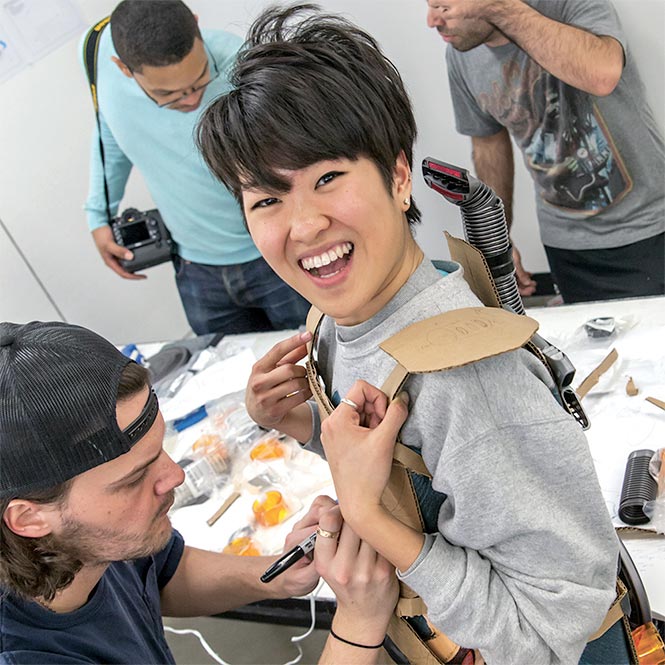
[50, 491, 175, 568]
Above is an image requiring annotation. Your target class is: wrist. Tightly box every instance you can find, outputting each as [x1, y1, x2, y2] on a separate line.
[331, 613, 387, 648]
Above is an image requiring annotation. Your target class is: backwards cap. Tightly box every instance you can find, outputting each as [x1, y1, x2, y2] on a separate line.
[0, 321, 156, 499]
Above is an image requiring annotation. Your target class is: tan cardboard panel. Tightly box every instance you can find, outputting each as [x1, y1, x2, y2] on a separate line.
[446, 232, 502, 309]
[576, 348, 618, 399]
[380, 307, 538, 373]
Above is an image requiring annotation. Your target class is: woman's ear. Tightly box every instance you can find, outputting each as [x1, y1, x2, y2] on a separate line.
[393, 151, 412, 205]
[3, 500, 56, 539]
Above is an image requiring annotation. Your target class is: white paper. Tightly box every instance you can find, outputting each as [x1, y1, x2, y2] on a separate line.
[620, 535, 665, 619]
[159, 348, 256, 422]
[0, 0, 85, 83]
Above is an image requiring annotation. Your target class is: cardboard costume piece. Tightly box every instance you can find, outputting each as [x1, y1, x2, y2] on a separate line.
[304, 236, 629, 664]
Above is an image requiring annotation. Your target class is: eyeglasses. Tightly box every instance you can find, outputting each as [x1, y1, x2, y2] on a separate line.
[135, 43, 220, 109]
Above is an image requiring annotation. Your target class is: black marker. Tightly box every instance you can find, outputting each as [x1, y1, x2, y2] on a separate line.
[261, 531, 317, 583]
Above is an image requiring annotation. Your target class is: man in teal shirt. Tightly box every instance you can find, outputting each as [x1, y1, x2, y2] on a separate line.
[84, 0, 309, 334]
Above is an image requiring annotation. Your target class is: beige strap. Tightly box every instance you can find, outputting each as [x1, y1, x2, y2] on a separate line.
[305, 304, 325, 336]
[387, 615, 445, 665]
[380, 363, 410, 400]
[397, 596, 429, 618]
[382, 465, 425, 532]
[588, 579, 628, 642]
[393, 442, 431, 478]
[305, 360, 334, 419]
[380, 307, 538, 374]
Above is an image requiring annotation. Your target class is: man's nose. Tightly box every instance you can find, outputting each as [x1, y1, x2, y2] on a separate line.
[427, 7, 445, 28]
[155, 452, 186, 495]
[180, 88, 202, 106]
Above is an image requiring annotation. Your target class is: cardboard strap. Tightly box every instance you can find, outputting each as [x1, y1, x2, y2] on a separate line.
[305, 359, 334, 418]
[588, 579, 628, 641]
[381, 362, 410, 401]
[393, 442, 431, 478]
[445, 232, 502, 309]
[397, 596, 429, 618]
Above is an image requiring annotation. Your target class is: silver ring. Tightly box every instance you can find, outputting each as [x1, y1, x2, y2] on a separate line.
[340, 397, 359, 411]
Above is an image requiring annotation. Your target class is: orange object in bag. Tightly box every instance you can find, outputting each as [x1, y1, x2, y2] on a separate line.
[632, 622, 665, 665]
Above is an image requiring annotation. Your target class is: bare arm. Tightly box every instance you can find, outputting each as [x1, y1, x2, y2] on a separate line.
[316, 505, 398, 664]
[320, 381, 425, 572]
[159, 496, 340, 616]
[472, 129, 514, 229]
[445, 0, 624, 95]
[160, 545, 317, 617]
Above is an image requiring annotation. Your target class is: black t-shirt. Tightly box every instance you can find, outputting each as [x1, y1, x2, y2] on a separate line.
[0, 530, 184, 663]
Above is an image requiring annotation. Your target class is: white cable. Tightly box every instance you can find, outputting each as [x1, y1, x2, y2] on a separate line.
[282, 579, 325, 665]
[164, 625, 232, 665]
[163, 579, 325, 665]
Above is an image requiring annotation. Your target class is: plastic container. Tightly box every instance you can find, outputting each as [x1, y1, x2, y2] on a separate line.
[252, 489, 292, 527]
[173, 457, 219, 509]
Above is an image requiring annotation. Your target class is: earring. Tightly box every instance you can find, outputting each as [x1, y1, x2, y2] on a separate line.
[403, 198, 410, 205]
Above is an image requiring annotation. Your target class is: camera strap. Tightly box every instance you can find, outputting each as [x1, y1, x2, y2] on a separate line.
[82, 16, 112, 225]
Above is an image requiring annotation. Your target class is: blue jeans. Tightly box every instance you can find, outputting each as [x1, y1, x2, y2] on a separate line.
[173, 255, 310, 335]
[579, 619, 633, 664]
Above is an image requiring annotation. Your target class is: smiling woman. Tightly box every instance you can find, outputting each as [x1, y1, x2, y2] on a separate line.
[196, 5, 627, 664]
[196, 5, 424, 324]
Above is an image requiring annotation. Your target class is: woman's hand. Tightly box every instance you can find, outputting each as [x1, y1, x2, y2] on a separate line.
[316, 505, 398, 641]
[274, 495, 338, 598]
[245, 330, 314, 441]
[321, 380, 409, 526]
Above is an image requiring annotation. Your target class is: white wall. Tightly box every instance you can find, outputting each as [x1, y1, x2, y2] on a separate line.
[1, 0, 663, 343]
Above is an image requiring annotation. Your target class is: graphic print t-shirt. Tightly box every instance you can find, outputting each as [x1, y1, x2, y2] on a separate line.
[446, 0, 664, 250]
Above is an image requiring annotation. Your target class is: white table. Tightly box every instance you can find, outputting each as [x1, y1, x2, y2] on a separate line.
[526, 296, 665, 620]
[159, 299, 665, 621]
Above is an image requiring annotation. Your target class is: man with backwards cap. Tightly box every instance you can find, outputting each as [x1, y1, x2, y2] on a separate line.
[0, 321, 396, 664]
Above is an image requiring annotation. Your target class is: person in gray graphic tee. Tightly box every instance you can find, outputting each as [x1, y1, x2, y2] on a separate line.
[432, 0, 664, 302]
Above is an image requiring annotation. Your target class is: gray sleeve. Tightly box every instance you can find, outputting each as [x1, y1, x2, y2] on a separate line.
[446, 48, 504, 137]
[301, 400, 324, 457]
[399, 416, 618, 664]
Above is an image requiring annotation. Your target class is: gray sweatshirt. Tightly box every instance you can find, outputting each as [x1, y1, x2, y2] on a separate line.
[305, 258, 617, 664]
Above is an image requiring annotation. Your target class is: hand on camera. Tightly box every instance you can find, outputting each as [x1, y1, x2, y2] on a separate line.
[92, 225, 146, 280]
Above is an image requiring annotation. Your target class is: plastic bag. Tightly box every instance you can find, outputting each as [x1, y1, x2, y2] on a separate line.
[643, 448, 665, 534]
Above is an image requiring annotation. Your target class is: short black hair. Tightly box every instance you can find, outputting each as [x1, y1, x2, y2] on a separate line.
[197, 3, 421, 226]
[110, 0, 201, 72]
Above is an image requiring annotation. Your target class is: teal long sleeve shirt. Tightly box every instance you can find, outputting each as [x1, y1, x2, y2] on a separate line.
[83, 27, 260, 266]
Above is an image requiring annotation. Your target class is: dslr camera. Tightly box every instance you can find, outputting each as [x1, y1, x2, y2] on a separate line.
[110, 208, 175, 273]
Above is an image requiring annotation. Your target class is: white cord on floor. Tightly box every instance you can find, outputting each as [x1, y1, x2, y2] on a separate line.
[163, 578, 325, 665]
[283, 579, 325, 665]
[164, 625, 232, 665]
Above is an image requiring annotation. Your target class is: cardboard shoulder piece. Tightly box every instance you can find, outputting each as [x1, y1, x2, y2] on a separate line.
[379, 306, 538, 375]
[303, 237, 622, 663]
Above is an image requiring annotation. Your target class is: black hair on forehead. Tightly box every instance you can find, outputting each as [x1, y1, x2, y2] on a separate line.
[197, 3, 421, 225]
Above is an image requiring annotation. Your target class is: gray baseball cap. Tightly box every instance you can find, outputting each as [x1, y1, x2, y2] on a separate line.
[0, 321, 157, 499]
